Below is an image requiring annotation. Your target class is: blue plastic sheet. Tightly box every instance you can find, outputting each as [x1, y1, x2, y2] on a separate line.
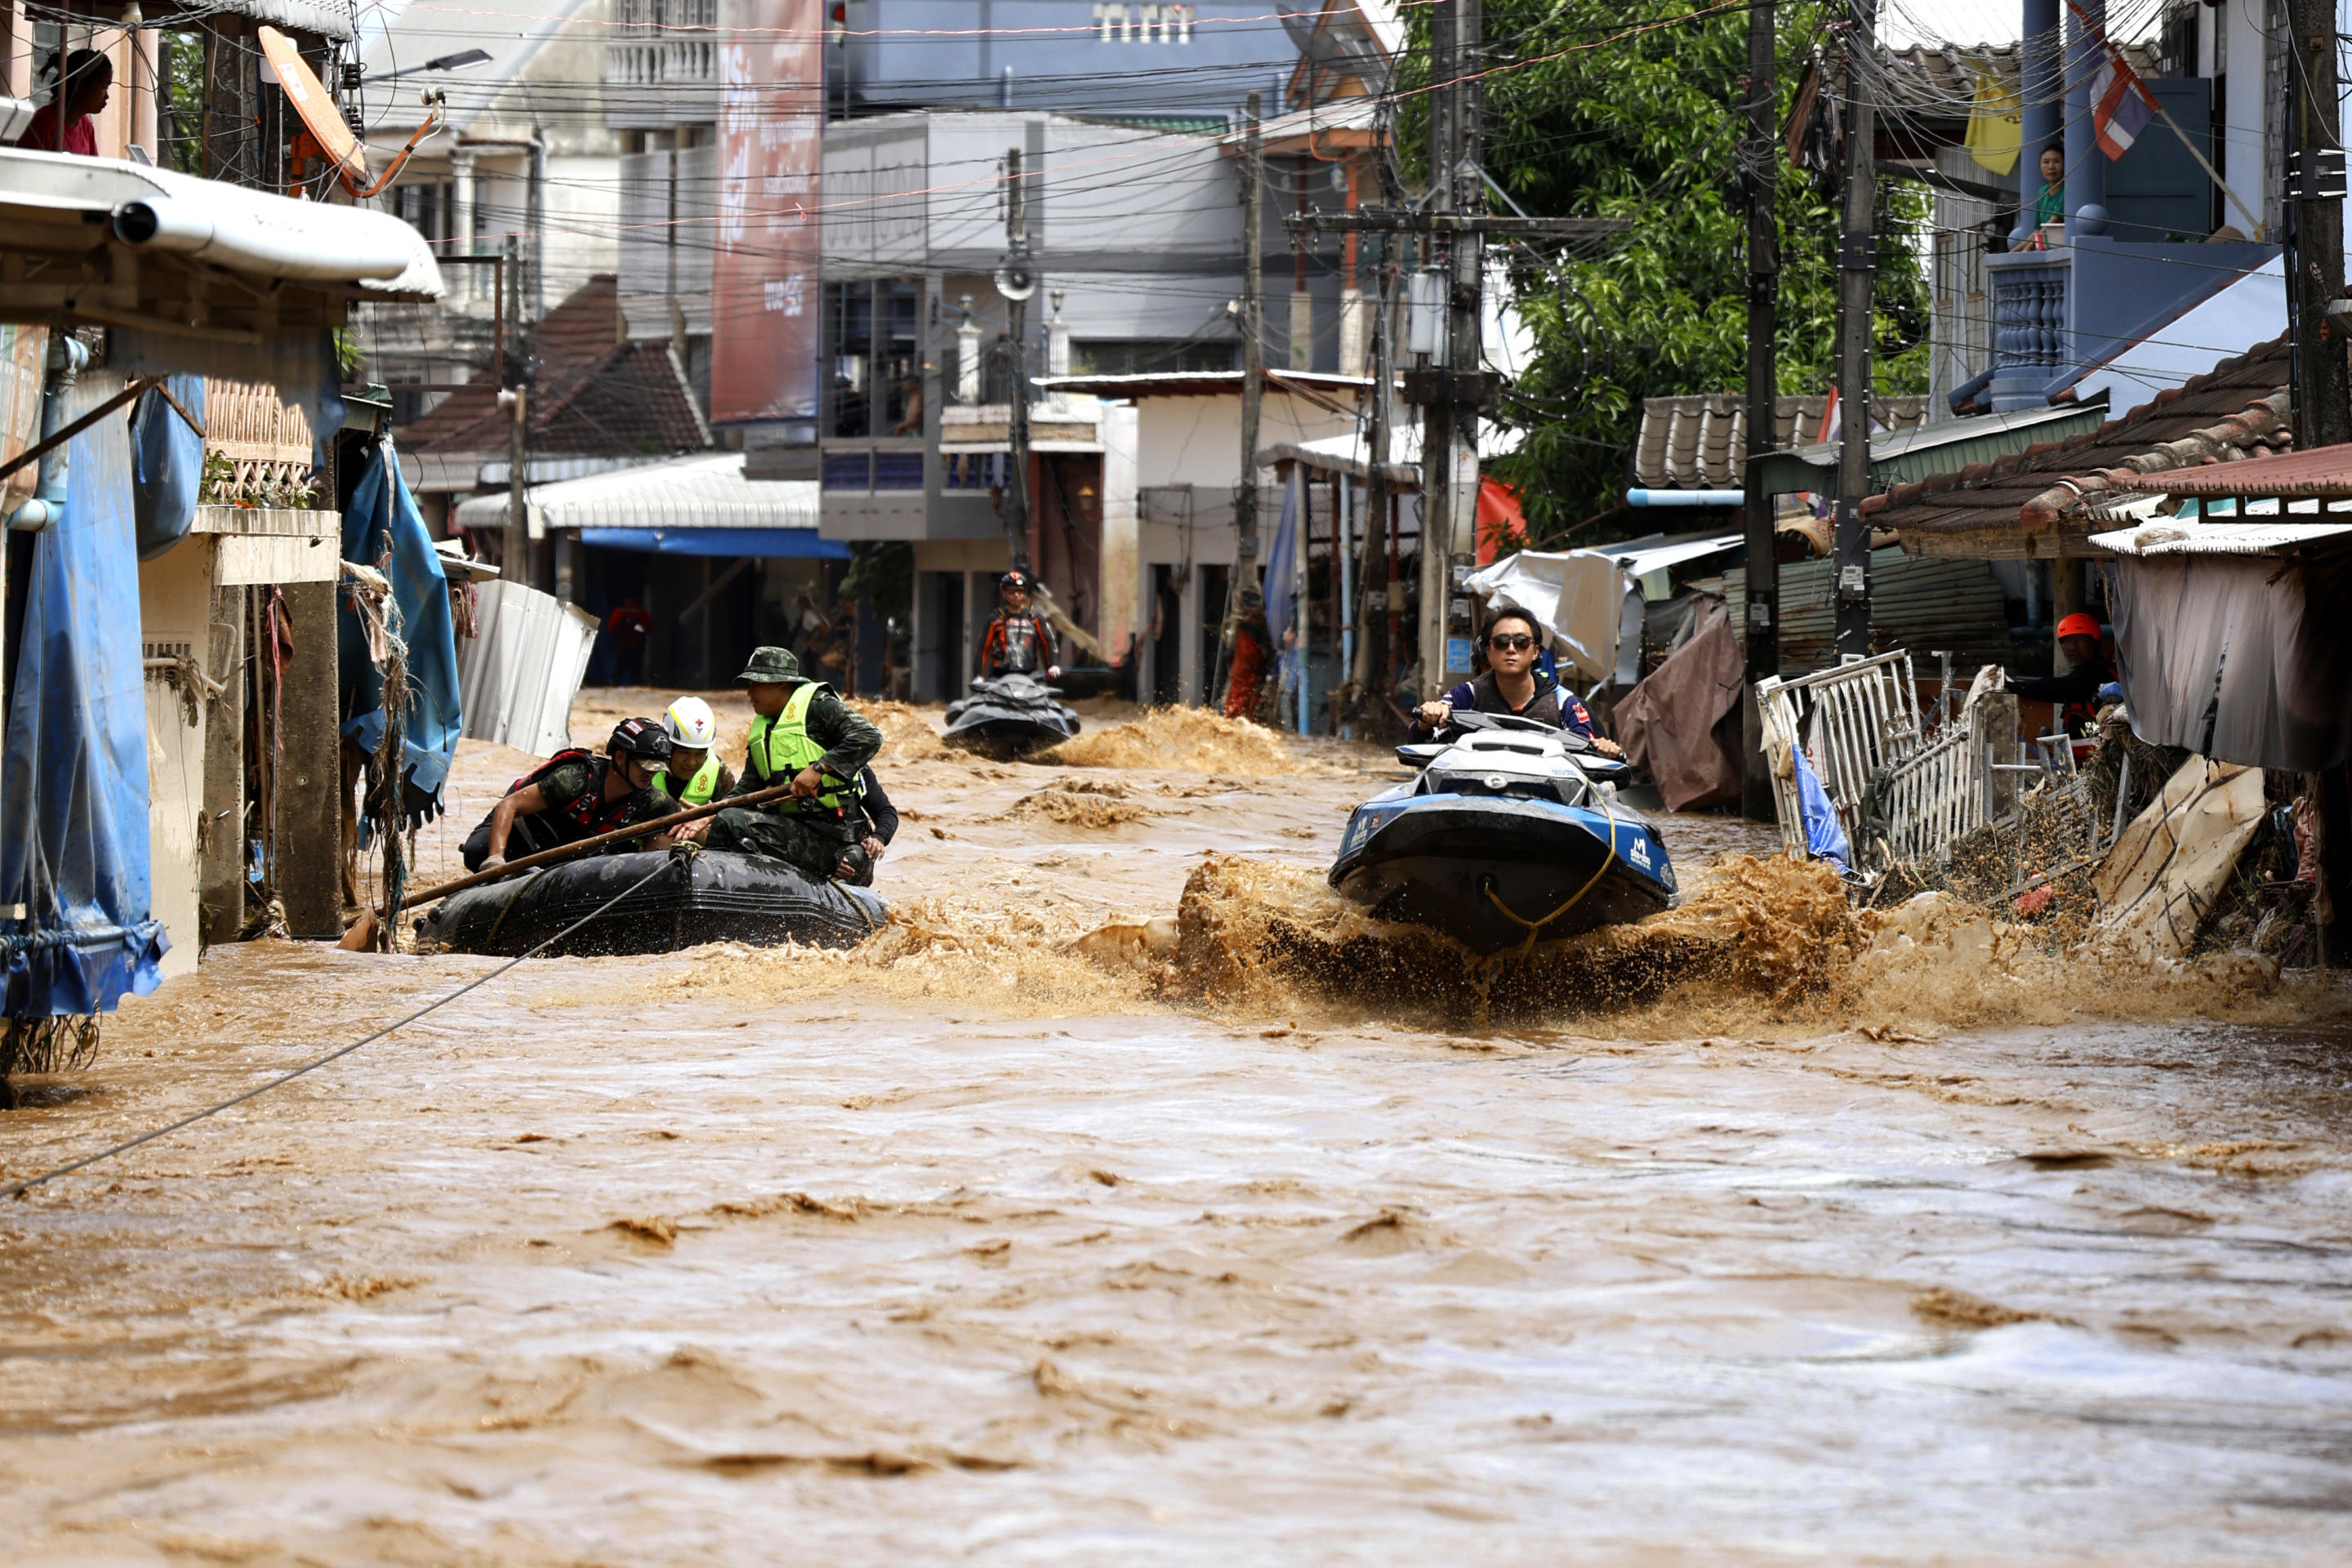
[131, 375, 207, 562]
[339, 441, 463, 825]
[1792, 743, 1852, 870]
[1, 376, 169, 1018]
[1262, 471, 1298, 644]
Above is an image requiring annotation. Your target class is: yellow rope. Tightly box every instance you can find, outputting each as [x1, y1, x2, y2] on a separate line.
[1479, 781, 1620, 956]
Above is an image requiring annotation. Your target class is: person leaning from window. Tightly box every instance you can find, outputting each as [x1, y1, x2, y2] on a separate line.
[16, 48, 111, 155]
[2034, 141, 2066, 229]
[1410, 607, 1624, 757]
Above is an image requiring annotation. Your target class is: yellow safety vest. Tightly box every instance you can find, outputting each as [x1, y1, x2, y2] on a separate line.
[654, 752, 724, 806]
[746, 682, 853, 812]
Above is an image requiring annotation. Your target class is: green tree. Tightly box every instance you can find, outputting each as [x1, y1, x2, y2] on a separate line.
[1395, 1, 1931, 541]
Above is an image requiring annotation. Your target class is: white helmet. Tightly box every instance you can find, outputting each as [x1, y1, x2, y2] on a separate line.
[662, 696, 720, 752]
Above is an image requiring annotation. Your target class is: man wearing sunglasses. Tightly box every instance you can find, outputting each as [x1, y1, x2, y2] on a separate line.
[1411, 608, 1624, 756]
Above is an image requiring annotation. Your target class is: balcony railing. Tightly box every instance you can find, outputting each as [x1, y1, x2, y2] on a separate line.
[606, 35, 717, 85]
[1979, 234, 2279, 412]
[607, 0, 719, 85]
[1990, 256, 2068, 378]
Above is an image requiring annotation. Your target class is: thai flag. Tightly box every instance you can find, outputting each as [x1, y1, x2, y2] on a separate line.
[2091, 52, 2159, 160]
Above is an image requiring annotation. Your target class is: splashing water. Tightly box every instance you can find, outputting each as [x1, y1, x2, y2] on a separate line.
[1043, 707, 1328, 775]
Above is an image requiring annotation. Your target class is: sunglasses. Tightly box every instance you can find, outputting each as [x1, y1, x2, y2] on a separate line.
[1486, 633, 1537, 652]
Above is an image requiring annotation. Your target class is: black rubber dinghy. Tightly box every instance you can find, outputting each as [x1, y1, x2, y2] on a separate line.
[415, 849, 888, 957]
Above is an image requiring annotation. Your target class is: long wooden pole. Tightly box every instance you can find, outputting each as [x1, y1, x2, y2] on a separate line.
[398, 778, 822, 911]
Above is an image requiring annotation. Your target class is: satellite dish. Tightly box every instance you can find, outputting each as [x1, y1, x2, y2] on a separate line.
[259, 25, 443, 199]
[994, 260, 1036, 302]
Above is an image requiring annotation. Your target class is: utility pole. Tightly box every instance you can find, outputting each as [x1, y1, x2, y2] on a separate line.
[1352, 238, 1393, 704]
[1833, 0, 1877, 658]
[1740, 0, 1780, 817]
[1414, 0, 1473, 701]
[998, 148, 1036, 570]
[1214, 90, 1266, 708]
[1290, 0, 1620, 707]
[501, 233, 531, 585]
[2288, 0, 2350, 446]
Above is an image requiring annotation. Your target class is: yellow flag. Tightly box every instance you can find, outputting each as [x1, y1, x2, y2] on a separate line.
[1964, 69, 2022, 176]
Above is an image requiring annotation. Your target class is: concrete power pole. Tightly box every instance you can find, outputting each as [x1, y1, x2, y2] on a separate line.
[1833, 0, 1877, 658]
[503, 233, 530, 585]
[1214, 90, 1266, 708]
[999, 148, 1036, 571]
[1740, 0, 1780, 817]
[2289, 0, 2350, 446]
[1415, 0, 1483, 700]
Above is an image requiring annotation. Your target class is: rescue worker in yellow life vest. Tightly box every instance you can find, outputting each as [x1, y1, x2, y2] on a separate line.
[653, 696, 736, 806]
[688, 646, 883, 882]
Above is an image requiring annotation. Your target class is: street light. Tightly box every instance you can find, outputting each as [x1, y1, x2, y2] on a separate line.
[363, 48, 493, 85]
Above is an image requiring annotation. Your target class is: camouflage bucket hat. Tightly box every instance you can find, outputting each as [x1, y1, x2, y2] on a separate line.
[736, 646, 803, 684]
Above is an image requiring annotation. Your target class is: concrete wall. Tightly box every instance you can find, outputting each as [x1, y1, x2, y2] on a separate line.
[136, 538, 217, 981]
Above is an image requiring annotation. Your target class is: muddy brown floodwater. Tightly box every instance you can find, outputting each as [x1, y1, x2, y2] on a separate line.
[4, 694, 2352, 1564]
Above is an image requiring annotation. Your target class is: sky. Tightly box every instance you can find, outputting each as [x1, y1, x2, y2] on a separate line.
[1878, 0, 2027, 47]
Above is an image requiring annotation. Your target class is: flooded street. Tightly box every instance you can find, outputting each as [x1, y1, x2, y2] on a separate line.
[3, 695, 2350, 1563]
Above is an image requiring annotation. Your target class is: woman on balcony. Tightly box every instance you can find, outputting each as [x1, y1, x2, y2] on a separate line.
[15, 48, 112, 157]
[2033, 142, 2066, 230]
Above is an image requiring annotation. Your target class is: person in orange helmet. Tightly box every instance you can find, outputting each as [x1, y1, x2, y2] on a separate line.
[2009, 610, 2114, 736]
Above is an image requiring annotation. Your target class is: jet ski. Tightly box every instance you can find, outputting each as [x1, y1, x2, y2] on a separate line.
[1329, 712, 1677, 955]
[943, 673, 1082, 757]
[415, 849, 886, 957]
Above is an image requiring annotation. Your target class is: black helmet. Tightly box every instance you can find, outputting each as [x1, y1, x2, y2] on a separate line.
[607, 716, 673, 764]
[999, 568, 1036, 594]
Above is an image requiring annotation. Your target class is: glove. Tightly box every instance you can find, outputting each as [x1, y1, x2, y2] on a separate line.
[479, 855, 506, 871]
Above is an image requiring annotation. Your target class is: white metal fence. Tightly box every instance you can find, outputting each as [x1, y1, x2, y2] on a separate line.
[1756, 648, 1990, 876]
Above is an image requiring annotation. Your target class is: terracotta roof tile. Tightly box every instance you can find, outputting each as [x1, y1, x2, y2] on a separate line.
[395, 274, 707, 461]
[1866, 337, 2291, 551]
[1633, 394, 1929, 489]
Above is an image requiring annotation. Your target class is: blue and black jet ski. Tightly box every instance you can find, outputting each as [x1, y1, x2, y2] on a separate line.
[1329, 712, 1677, 955]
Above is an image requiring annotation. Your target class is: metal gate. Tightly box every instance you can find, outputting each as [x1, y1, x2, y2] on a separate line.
[1756, 649, 1988, 875]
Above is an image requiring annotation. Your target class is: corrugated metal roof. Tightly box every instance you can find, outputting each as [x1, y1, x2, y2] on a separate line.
[452, 454, 818, 533]
[1257, 423, 1521, 482]
[1752, 401, 2110, 495]
[2114, 444, 2352, 498]
[1633, 394, 1928, 489]
[1721, 546, 2015, 674]
[2089, 519, 2352, 556]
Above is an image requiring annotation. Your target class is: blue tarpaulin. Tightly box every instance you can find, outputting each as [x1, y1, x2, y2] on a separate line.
[579, 526, 849, 559]
[131, 374, 206, 562]
[1, 375, 168, 1017]
[1262, 470, 1299, 644]
[340, 441, 463, 825]
[1792, 744, 1852, 870]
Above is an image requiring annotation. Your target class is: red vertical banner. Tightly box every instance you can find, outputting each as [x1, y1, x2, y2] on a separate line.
[710, 0, 822, 426]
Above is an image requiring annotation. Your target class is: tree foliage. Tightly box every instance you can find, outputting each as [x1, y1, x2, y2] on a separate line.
[1395, 1, 1932, 541]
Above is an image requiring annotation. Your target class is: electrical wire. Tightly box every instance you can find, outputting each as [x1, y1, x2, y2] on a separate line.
[0, 857, 681, 1204]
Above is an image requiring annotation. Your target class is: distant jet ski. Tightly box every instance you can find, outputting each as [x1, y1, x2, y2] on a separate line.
[416, 849, 885, 957]
[1329, 711, 1676, 955]
[943, 673, 1081, 757]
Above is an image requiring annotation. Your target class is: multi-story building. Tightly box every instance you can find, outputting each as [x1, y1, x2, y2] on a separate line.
[0, 0, 444, 1045]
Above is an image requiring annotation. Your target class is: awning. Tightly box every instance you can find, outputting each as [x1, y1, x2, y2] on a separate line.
[580, 526, 848, 559]
[1255, 422, 1523, 485]
[0, 149, 442, 345]
[1589, 532, 1744, 578]
[452, 452, 828, 546]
